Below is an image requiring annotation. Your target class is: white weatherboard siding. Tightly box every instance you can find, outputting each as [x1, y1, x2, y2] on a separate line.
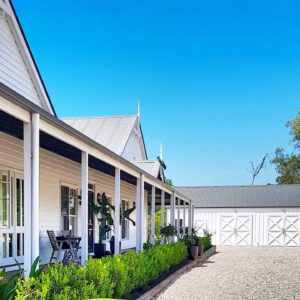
[0, 15, 41, 106]
[122, 121, 147, 161]
[0, 131, 148, 265]
[193, 208, 300, 246]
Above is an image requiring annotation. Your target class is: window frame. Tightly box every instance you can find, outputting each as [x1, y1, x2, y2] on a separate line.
[60, 182, 79, 235]
[0, 170, 10, 229]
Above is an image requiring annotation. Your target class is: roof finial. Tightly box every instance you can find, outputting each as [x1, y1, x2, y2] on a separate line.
[137, 99, 140, 118]
[160, 141, 163, 161]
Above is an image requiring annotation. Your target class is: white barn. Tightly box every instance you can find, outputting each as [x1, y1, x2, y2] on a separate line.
[176, 185, 300, 247]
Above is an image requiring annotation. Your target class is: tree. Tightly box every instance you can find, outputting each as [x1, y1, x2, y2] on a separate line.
[147, 208, 166, 242]
[272, 113, 300, 184]
[287, 113, 300, 146]
[248, 154, 268, 185]
[165, 178, 173, 186]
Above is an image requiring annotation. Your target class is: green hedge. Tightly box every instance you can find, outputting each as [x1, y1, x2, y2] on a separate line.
[199, 236, 212, 251]
[15, 242, 187, 300]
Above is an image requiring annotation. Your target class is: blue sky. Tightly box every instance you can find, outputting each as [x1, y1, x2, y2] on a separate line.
[13, 0, 300, 186]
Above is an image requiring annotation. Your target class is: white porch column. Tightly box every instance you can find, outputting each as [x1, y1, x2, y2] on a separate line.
[170, 192, 175, 226]
[114, 168, 121, 255]
[183, 201, 186, 234]
[81, 151, 89, 264]
[177, 198, 180, 237]
[23, 121, 32, 275]
[188, 203, 192, 235]
[160, 191, 165, 244]
[170, 192, 175, 242]
[136, 174, 144, 251]
[135, 176, 141, 252]
[150, 186, 155, 245]
[31, 113, 39, 263]
[192, 205, 195, 229]
[139, 174, 145, 250]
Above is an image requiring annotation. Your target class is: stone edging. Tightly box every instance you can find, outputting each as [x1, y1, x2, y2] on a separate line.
[137, 245, 217, 300]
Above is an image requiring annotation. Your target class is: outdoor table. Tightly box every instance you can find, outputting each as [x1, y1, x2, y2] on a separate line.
[56, 236, 81, 266]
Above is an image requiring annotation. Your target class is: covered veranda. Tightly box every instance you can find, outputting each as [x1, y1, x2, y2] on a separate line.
[0, 83, 193, 273]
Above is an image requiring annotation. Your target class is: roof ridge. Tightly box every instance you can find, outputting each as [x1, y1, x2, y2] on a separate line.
[61, 115, 137, 120]
[176, 184, 300, 188]
[133, 160, 158, 163]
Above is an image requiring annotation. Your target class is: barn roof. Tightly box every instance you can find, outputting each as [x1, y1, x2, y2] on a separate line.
[175, 185, 300, 208]
[62, 115, 139, 156]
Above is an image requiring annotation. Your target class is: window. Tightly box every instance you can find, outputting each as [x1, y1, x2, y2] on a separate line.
[0, 171, 10, 228]
[61, 185, 78, 234]
[0, 171, 24, 263]
[121, 200, 129, 240]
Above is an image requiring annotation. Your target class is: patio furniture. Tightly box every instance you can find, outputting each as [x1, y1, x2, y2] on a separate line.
[47, 230, 67, 263]
[61, 236, 81, 266]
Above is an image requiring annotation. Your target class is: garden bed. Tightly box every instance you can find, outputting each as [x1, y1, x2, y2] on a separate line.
[128, 260, 190, 300]
[137, 245, 216, 300]
[13, 242, 188, 300]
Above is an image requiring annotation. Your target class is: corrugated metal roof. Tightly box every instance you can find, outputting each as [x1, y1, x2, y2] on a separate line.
[62, 116, 138, 156]
[132, 160, 161, 178]
[175, 185, 300, 208]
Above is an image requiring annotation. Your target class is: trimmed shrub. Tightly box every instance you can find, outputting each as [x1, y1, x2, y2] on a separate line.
[16, 242, 187, 299]
[199, 236, 212, 251]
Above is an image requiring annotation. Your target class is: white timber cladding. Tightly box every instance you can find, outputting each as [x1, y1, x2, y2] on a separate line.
[0, 131, 149, 265]
[0, 95, 30, 122]
[0, 14, 41, 107]
[192, 208, 300, 246]
[122, 119, 147, 161]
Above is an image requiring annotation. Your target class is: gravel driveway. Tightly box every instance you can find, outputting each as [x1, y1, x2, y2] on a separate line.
[158, 246, 300, 300]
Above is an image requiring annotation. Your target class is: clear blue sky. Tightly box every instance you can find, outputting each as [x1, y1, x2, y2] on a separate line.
[13, 0, 300, 186]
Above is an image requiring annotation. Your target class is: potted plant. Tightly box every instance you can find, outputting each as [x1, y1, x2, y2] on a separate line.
[160, 224, 175, 243]
[109, 202, 136, 254]
[184, 234, 199, 260]
[198, 236, 204, 257]
[90, 193, 114, 258]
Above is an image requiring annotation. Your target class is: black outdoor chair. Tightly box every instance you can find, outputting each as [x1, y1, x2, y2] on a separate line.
[47, 230, 69, 263]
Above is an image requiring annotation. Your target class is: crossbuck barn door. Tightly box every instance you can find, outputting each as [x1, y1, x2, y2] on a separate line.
[219, 214, 253, 245]
[266, 214, 300, 246]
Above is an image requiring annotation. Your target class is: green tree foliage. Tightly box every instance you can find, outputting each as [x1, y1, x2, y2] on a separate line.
[287, 113, 300, 145]
[165, 178, 173, 186]
[272, 113, 300, 183]
[148, 208, 166, 241]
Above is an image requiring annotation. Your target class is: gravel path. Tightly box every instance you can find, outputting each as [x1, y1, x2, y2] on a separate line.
[158, 246, 300, 300]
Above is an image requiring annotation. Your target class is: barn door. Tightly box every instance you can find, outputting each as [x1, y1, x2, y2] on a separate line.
[266, 214, 300, 246]
[219, 213, 252, 245]
[284, 215, 300, 246]
[219, 214, 236, 245]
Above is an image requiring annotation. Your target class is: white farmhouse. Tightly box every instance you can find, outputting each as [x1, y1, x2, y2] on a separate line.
[0, 0, 192, 271]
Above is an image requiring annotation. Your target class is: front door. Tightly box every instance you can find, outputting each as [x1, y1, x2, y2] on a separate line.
[88, 184, 95, 253]
[0, 170, 24, 268]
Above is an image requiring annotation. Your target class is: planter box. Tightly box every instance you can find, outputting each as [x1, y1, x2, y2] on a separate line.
[200, 245, 216, 262]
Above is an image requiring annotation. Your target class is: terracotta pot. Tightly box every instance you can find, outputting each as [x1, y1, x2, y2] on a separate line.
[189, 245, 199, 260]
